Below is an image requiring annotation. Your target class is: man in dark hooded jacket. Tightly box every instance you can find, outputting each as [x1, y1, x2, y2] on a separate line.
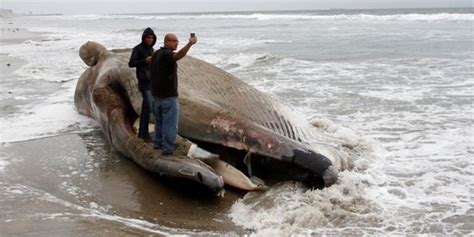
[129, 27, 156, 142]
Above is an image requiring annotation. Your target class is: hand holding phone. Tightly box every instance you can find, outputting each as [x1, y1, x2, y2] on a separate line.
[189, 33, 197, 45]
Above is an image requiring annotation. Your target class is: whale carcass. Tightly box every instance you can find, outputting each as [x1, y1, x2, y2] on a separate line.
[74, 41, 351, 193]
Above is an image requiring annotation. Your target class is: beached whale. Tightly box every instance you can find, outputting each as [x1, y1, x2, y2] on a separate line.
[74, 41, 351, 193]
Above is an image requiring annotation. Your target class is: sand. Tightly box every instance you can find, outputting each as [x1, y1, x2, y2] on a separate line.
[1, 132, 245, 236]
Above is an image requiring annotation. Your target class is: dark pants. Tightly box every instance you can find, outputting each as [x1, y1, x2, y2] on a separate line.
[138, 86, 153, 138]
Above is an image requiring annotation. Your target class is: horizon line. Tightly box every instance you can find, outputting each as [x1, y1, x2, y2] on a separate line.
[7, 6, 472, 16]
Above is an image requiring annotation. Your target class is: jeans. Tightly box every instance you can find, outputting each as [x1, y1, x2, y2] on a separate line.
[153, 96, 179, 153]
[138, 87, 153, 138]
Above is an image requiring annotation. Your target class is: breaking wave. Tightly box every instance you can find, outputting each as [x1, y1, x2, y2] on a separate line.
[39, 13, 474, 22]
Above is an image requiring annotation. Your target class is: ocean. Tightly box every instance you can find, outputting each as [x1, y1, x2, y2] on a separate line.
[0, 8, 473, 235]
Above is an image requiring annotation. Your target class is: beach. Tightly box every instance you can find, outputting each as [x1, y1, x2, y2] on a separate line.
[1, 8, 473, 235]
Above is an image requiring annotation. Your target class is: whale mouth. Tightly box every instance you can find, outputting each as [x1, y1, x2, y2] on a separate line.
[183, 141, 339, 189]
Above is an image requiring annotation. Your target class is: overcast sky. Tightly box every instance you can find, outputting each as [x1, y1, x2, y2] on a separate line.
[1, 0, 472, 15]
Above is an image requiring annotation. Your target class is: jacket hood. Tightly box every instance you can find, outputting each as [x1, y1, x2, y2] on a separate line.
[141, 27, 156, 47]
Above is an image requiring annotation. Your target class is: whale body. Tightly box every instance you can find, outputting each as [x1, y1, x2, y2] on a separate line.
[74, 41, 351, 192]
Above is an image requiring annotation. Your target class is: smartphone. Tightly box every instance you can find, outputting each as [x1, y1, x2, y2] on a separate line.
[190, 33, 195, 38]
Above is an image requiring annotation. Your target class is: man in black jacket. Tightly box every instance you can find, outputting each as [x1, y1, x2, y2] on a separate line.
[151, 33, 197, 155]
[129, 27, 156, 142]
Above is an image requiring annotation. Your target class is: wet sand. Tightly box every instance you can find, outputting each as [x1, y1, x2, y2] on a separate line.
[0, 131, 246, 236]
